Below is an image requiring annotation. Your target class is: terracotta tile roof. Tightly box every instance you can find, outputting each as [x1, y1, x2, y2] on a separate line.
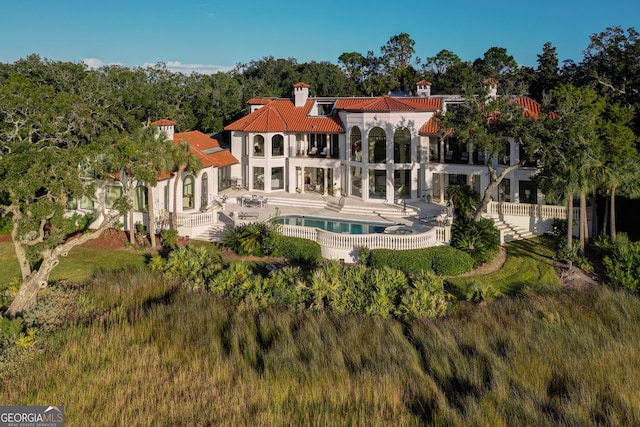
[419, 116, 440, 135]
[225, 99, 344, 133]
[419, 97, 550, 136]
[174, 131, 239, 168]
[337, 96, 442, 112]
[514, 97, 557, 119]
[416, 80, 432, 86]
[150, 119, 176, 126]
[293, 82, 311, 88]
[246, 97, 275, 105]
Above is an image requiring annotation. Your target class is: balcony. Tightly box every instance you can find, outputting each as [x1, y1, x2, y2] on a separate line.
[289, 147, 339, 159]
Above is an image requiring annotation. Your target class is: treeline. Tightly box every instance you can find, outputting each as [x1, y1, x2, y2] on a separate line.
[1, 26, 637, 136]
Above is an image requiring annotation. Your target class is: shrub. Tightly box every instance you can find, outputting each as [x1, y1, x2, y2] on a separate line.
[396, 271, 450, 319]
[594, 233, 640, 292]
[272, 236, 321, 265]
[222, 222, 281, 257]
[157, 245, 222, 289]
[369, 246, 473, 276]
[451, 217, 500, 266]
[160, 229, 179, 248]
[0, 214, 12, 235]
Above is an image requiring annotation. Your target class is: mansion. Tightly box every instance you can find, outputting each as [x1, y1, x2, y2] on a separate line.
[224, 81, 541, 206]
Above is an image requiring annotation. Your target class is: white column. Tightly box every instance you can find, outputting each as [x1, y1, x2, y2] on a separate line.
[323, 168, 328, 196]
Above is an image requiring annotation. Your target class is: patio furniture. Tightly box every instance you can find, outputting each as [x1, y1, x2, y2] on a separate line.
[238, 211, 259, 220]
[239, 195, 267, 208]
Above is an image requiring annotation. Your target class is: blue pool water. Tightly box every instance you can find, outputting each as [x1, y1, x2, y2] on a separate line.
[274, 215, 392, 234]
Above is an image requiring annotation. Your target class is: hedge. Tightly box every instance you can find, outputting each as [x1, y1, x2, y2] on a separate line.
[273, 236, 322, 265]
[368, 246, 473, 276]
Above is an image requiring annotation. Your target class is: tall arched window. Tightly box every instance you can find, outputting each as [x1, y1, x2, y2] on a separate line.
[272, 134, 284, 156]
[253, 135, 265, 157]
[350, 126, 362, 161]
[183, 175, 194, 209]
[368, 127, 386, 163]
[394, 128, 411, 163]
[134, 185, 148, 212]
[201, 172, 208, 209]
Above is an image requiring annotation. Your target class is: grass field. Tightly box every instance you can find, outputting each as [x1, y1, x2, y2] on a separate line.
[1, 237, 638, 425]
[0, 242, 148, 284]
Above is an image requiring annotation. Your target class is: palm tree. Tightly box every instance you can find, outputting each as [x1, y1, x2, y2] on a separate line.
[602, 159, 640, 241]
[129, 125, 172, 248]
[169, 140, 201, 230]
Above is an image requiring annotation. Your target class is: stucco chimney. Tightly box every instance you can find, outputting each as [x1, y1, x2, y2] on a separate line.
[483, 78, 498, 100]
[151, 119, 176, 141]
[416, 80, 432, 97]
[294, 82, 310, 107]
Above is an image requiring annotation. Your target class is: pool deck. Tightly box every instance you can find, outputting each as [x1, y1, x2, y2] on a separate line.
[216, 190, 448, 234]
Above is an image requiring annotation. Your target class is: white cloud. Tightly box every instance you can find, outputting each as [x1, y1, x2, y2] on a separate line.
[82, 58, 123, 69]
[82, 58, 104, 69]
[149, 61, 233, 75]
[82, 58, 232, 75]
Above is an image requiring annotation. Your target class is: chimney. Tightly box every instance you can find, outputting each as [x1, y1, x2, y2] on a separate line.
[483, 78, 498, 100]
[416, 80, 432, 97]
[294, 82, 310, 107]
[151, 119, 176, 141]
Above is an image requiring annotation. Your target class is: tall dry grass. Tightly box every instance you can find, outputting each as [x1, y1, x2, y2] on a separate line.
[2, 268, 640, 426]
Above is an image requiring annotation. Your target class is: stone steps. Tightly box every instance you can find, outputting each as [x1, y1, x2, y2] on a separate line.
[191, 224, 227, 243]
[483, 213, 535, 242]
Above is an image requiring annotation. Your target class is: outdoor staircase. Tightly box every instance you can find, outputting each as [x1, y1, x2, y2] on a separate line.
[325, 199, 420, 219]
[192, 224, 227, 243]
[267, 197, 327, 210]
[483, 213, 535, 243]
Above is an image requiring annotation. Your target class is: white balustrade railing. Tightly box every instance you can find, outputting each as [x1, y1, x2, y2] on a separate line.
[487, 201, 590, 220]
[176, 211, 217, 228]
[279, 224, 449, 251]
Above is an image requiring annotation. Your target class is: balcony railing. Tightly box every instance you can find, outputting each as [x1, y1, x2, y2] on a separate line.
[278, 224, 450, 252]
[288, 147, 339, 159]
[487, 201, 590, 220]
[176, 211, 217, 228]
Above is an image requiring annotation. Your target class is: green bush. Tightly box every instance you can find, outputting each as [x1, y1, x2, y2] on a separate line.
[369, 246, 473, 276]
[160, 229, 179, 248]
[451, 217, 500, 266]
[153, 245, 222, 289]
[272, 236, 321, 265]
[222, 222, 281, 257]
[0, 214, 12, 235]
[594, 233, 640, 292]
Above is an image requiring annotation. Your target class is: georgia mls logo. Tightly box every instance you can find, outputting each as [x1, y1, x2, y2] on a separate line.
[0, 405, 64, 427]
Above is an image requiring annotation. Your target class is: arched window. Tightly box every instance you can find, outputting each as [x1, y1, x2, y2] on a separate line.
[272, 134, 284, 156]
[183, 175, 194, 209]
[368, 127, 386, 163]
[394, 128, 411, 164]
[253, 135, 265, 157]
[134, 185, 148, 212]
[350, 126, 362, 161]
[201, 172, 208, 209]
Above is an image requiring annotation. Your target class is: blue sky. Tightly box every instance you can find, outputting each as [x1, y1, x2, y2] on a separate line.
[1, 0, 638, 74]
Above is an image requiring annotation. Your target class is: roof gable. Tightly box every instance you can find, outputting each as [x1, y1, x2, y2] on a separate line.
[173, 130, 238, 168]
[225, 99, 344, 133]
[336, 96, 442, 112]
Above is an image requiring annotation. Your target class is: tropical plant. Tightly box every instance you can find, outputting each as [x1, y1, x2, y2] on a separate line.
[397, 271, 450, 319]
[158, 245, 221, 289]
[222, 222, 281, 257]
[451, 217, 500, 266]
[169, 140, 202, 230]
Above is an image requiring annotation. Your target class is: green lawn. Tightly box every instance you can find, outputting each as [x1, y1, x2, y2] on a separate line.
[446, 236, 562, 300]
[0, 242, 148, 285]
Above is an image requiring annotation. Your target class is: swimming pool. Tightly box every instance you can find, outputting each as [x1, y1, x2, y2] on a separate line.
[273, 215, 393, 234]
